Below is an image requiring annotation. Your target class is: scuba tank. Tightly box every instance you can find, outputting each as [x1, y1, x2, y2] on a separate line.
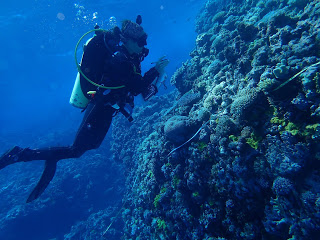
[70, 26, 125, 109]
[69, 37, 94, 109]
[69, 72, 90, 109]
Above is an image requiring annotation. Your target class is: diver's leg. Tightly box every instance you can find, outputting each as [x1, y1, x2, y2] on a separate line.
[0, 101, 115, 202]
[29, 101, 116, 159]
[0, 145, 82, 171]
[25, 102, 115, 202]
[72, 101, 115, 150]
[0, 102, 115, 169]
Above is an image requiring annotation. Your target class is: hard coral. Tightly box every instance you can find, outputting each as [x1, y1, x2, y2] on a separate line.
[272, 177, 294, 196]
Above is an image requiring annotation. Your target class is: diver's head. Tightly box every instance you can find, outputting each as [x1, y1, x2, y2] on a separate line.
[121, 16, 147, 55]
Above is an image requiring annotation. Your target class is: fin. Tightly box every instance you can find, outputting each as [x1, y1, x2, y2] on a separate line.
[0, 146, 24, 170]
[26, 160, 57, 203]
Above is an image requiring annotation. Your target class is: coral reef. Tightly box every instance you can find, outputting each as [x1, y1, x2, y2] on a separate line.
[110, 0, 320, 239]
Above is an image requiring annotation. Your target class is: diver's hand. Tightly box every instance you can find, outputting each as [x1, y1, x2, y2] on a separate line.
[154, 56, 169, 74]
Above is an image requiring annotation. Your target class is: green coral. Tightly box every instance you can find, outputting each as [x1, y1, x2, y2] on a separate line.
[197, 142, 208, 151]
[270, 114, 320, 139]
[305, 124, 320, 133]
[192, 192, 199, 198]
[303, 124, 320, 139]
[154, 194, 161, 208]
[285, 122, 300, 136]
[246, 132, 262, 150]
[173, 176, 180, 188]
[270, 117, 300, 136]
[160, 187, 167, 193]
[270, 117, 286, 126]
[147, 170, 154, 179]
[154, 187, 167, 208]
[157, 218, 167, 230]
[229, 135, 239, 142]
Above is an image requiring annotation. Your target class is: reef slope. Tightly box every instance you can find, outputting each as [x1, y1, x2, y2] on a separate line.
[111, 0, 320, 239]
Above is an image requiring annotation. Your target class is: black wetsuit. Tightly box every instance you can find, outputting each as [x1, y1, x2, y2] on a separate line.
[29, 33, 159, 160]
[10, 31, 159, 202]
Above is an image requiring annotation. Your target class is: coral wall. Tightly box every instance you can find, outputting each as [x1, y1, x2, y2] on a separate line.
[111, 0, 320, 239]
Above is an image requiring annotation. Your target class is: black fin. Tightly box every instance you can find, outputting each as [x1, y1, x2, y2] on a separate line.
[0, 146, 23, 170]
[26, 160, 57, 203]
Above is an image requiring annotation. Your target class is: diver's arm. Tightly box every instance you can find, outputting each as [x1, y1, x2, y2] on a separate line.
[141, 57, 169, 94]
[139, 67, 160, 100]
[143, 67, 160, 86]
[119, 62, 159, 96]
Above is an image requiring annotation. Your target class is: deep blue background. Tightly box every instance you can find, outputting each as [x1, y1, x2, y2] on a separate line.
[0, 0, 205, 141]
[0, 0, 206, 239]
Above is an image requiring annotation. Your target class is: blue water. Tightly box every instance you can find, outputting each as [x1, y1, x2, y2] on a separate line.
[1, 0, 204, 136]
[0, 0, 205, 239]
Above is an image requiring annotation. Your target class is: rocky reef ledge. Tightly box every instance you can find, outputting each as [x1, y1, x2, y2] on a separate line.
[111, 0, 320, 239]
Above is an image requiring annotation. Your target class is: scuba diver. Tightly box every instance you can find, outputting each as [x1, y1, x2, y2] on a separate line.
[0, 15, 169, 203]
